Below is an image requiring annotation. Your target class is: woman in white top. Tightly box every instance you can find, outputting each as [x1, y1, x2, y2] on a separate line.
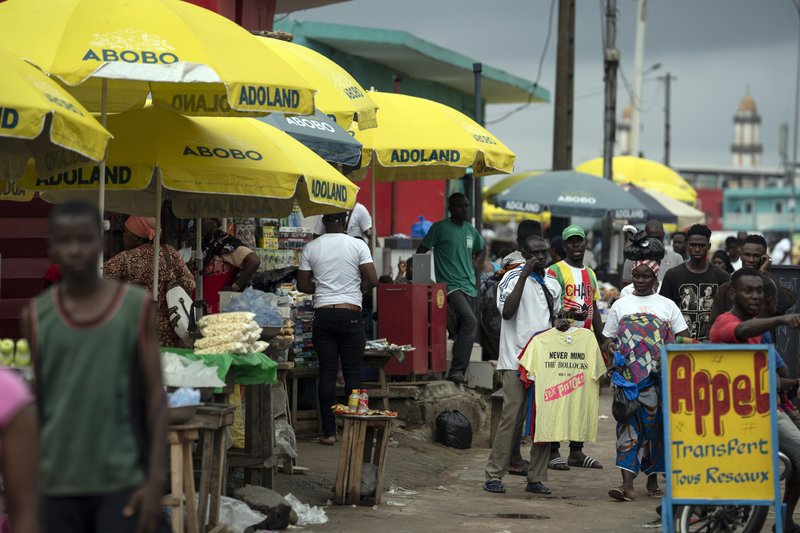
[602, 232, 689, 503]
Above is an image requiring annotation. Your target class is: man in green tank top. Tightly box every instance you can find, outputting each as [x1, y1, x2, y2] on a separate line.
[22, 201, 167, 533]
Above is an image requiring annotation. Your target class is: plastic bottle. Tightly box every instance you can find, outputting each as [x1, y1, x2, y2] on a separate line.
[14, 339, 30, 367]
[358, 389, 369, 415]
[347, 389, 360, 413]
[0, 338, 14, 367]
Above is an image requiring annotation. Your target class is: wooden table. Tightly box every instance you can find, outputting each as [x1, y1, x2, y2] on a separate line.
[333, 414, 395, 506]
[287, 366, 322, 436]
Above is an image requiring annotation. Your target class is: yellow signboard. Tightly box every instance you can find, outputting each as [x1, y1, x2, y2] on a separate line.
[664, 346, 777, 502]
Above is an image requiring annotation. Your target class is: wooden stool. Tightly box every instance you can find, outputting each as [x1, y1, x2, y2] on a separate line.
[193, 405, 234, 532]
[333, 415, 394, 506]
[287, 367, 322, 435]
[166, 425, 201, 533]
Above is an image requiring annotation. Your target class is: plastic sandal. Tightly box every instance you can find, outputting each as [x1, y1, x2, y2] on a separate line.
[483, 480, 506, 493]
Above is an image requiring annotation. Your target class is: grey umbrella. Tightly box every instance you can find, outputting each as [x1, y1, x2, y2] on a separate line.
[259, 109, 362, 167]
[494, 170, 648, 219]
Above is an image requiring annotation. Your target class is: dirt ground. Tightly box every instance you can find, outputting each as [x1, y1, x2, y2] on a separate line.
[271, 387, 672, 532]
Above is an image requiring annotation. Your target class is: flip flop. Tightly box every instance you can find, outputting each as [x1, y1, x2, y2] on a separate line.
[647, 488, 664, 498]
[608, 487, 633, 502]
[548, 457, 570, 471]
[568, 456, 603, 469]
[483, 480, 506, 493]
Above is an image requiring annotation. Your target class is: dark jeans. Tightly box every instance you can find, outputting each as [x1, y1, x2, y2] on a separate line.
[313, 308, 365, 437]
[447, 290, 477, 376]
[43, 488, 168, 533]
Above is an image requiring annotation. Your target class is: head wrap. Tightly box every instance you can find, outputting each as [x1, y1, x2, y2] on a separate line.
[631, 259, 660, 278]
[124, 216, 156, 241]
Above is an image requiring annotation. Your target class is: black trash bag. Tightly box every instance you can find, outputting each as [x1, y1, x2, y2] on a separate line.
[435, 410, 473, 449]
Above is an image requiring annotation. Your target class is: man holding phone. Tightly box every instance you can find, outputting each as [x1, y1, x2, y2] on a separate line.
[709, 234, 797, 326]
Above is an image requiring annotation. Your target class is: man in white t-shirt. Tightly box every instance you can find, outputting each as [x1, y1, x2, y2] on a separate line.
[772, 234, 792, 265]
[297, 212, 378, 445]
[483, 235, 561, 495]
[313, 201, 372, 243]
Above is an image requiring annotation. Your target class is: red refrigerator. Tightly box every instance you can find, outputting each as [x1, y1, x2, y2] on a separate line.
[378, 283, 447, 377]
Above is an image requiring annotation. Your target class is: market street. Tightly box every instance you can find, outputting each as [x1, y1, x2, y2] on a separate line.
[277, 388, 667, 533]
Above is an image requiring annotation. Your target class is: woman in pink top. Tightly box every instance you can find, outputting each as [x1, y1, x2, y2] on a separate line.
[0, 369, 39, 532]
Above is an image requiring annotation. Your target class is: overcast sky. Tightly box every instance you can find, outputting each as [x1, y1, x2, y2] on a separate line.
[287, 0, 798, 174]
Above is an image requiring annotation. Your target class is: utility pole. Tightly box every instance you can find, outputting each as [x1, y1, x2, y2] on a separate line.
[629, 0, 647, 158]
[550, 0, 576, 241]
[552, 0, 576, 171]
[473, 62, 483, 233]
[602, 0, 619, 273]
[660, 72, 673, 166]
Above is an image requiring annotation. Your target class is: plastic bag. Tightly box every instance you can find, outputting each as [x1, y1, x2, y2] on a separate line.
[161, 352, 226, 388]
[217, 495, 266, 533]
[168, 387, 200, 407]
[435, 410, 473, 449]
[284, 493, 328, 526]
[225, 287, 284, 327]
[360, 463, 377, 497]
[274, 419, 297, 459]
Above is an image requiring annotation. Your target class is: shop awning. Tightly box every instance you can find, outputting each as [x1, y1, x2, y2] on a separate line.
[275, 20, 550, 105]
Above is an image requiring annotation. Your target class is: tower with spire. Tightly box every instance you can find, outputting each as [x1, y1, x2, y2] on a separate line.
[731, 89, 762, 168]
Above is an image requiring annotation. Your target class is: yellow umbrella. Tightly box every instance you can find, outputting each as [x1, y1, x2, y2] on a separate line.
[0, 48, 110, 181]
[258, 37, 377, 130]
[576, 156, 697, 206]
[0, 179, 34, 202]
[33, 105, 358, 301]
[482, 201, 550, 225]
[26, 106, 357, 217]
[0, 0, 316, 117]
[352, 92, 516, 182]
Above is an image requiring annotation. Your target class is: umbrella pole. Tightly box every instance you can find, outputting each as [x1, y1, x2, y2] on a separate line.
[370, 171, 377, 252]
[152, 172, 162, 302]
[195, 218, 203, 300]
[98, 78, 108, 272]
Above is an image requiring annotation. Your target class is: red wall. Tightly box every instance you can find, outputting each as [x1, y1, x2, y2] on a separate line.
[696, 189, 723, 231]
[185, 0, 276, 31]
[356, 170, 447, 237]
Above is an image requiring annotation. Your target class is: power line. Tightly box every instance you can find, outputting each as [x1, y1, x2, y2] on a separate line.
[486, 0, 557, 125]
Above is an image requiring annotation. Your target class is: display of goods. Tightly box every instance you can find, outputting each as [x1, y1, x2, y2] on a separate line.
[198, 312, 255, 327]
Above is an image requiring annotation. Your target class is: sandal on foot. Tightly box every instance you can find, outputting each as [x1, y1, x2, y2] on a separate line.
[483, 480, 506, 493]
[319, 435, 336, 446]
[548, 457, 570, 471]
[568, 455, 603, 469]
[508, 468, 528, 477]
[525, 481, 552, 495]
[608, 487, 633, 502]
[647, 488, 664, 498]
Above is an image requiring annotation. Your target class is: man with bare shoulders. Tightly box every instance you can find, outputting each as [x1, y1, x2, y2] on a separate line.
[22, 201, 167, 533]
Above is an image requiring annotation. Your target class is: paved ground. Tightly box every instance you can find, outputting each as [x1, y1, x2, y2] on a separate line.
[273, 387, 672, 532]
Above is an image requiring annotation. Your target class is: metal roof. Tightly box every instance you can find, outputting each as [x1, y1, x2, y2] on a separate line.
[275, 20, 550, 105]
